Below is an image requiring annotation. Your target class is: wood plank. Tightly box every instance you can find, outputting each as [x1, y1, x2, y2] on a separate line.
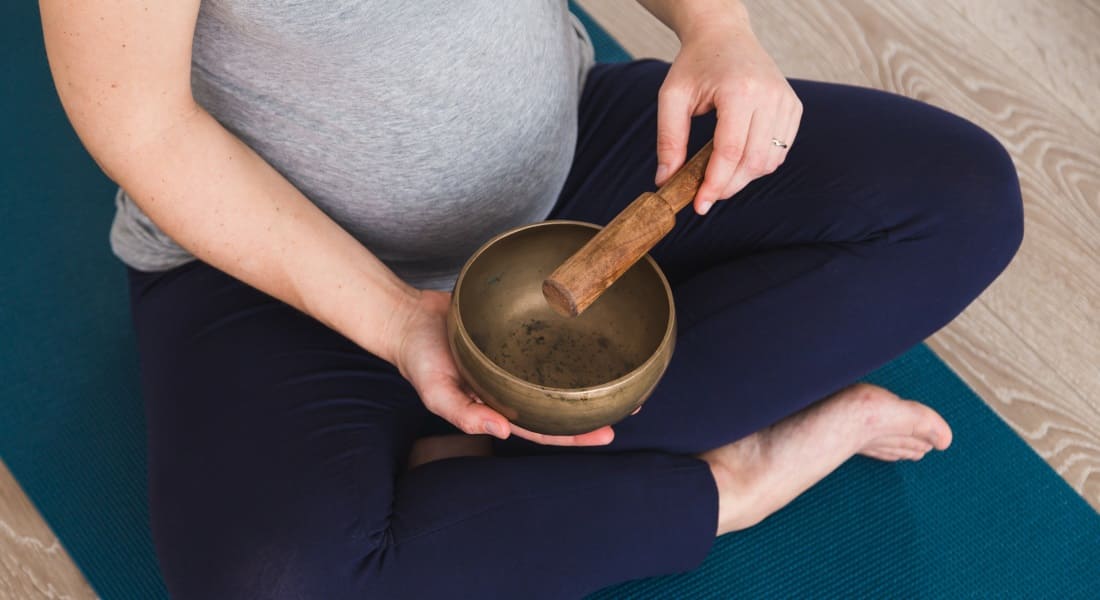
[944, 0, 1100, 133]
[0, 460, 95, 599]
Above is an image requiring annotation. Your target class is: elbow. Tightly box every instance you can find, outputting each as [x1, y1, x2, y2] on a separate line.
[57, 89, 202, 183]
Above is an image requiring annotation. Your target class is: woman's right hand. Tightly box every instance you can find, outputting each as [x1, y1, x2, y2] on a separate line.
[393, 290, 615, 446]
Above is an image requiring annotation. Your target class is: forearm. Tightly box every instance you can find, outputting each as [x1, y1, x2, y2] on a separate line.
[637, 0, 753, 41]
[111, 106, 418, 365]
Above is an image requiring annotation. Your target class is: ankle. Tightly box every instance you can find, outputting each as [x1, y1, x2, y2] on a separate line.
[702, 444, 753, 536]
[706, 458, 736, 536]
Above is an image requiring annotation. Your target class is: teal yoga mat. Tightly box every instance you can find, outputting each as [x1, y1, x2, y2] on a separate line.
[2, 2, 1097, 598]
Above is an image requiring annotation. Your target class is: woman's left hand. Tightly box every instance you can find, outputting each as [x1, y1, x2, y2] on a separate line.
[654, 11, 802, 215]
[394, 290, 615, 446]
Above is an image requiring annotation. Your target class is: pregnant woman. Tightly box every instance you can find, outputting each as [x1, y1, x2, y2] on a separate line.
[41, 1, 1022, 597]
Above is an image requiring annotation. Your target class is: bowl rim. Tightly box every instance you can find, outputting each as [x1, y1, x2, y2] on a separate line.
[450, 219, 677, 397]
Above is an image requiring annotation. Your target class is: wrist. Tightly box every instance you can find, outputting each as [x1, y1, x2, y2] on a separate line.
[298, 261, 422, 368]
[672, 1, 753, 45]
[378, 286, 423, 369]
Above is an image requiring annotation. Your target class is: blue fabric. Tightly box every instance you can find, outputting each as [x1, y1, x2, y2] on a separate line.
[2, 2, 1097, 599]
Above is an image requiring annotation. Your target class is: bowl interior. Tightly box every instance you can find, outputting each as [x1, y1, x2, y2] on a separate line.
[455, 222, 672, 390]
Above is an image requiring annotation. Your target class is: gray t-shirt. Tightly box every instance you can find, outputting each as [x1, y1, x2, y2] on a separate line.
[110, 1, 595, 290]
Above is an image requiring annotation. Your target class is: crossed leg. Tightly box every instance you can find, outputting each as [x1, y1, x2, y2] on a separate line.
[415, 60, 1019, 542]
[130, 62, 1021, 600]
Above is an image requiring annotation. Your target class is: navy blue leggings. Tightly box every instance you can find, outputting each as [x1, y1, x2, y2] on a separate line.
[128, 61, 1022, 599]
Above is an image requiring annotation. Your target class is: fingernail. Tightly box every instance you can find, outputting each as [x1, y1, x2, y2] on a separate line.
[698, 200, 713, 215]
[483, 421, 503, 438]
[655, 164, 669, 184]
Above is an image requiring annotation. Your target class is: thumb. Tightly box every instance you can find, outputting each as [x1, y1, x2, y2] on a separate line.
[423, 379, 511, 440]
[656, 82, 693, 186]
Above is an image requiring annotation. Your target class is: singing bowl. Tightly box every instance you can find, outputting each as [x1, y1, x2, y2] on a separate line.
[447, 220, 676, 435]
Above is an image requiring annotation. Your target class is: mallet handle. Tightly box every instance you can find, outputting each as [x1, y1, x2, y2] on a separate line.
[543, 141, 713, 317]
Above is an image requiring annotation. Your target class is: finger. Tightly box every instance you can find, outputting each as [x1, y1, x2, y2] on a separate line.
[762, 92, 801, 177]
[765, 99, 794, 174]
[758, 95, 801, 189]
[863, 449, 904, 461]
[783, 94, 803, 152]
[424, 379, 512, 439]
[721, 104, 779, 199]
[655, 81, 694, 186]
[696, 101, 751, 215]
[510, 423, 615, 447]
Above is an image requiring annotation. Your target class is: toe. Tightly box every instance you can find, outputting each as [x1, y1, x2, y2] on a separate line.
[899, 438, 933, 454]
[864, 450, 900, 461]
[863, 435, 933, 454]
[906, 401, 953, 450]
[901, 448, 929, 461]
[862, 447, 910, 462]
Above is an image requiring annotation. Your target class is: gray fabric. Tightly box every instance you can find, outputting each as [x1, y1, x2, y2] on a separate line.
[111, 1, 595, 290]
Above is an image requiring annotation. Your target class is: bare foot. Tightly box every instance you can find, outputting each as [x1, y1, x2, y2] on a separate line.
[700, 383, 952, 535]
[407, 434, 493, 470]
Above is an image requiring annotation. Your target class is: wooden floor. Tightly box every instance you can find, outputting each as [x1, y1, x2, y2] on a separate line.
[3, 1, 1097, 596]
[0, 463, 94, 598]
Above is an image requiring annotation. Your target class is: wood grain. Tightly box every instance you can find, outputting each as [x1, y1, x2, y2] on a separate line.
[0, 460, 95, 599]
[944, 0, 1100, 133]
[576, 0, 1100, 511]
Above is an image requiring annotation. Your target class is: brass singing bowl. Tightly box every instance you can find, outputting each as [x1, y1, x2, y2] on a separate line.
[447, 220, 676, 435]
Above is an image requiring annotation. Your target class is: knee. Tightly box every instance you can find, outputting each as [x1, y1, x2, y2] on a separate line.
[150, 471, 378, 599]
[156, 519, 375, 599]
[944, 122, 1024, 272]
[900, 115, 1024, 287]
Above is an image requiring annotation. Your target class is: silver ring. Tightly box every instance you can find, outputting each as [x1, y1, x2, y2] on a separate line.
[771, 138, 788, 149]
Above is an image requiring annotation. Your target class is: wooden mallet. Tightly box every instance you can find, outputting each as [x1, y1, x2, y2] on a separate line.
[543, 140, 714, 317]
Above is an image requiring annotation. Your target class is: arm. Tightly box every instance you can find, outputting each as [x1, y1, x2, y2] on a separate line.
[41, 0, 612, 445]
[41, 0, 415, 363]
[637, 0, 802, 214]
